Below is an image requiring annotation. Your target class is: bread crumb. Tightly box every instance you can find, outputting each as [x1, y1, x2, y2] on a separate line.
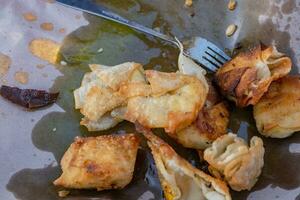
[185, 0, 193, 7]
[226, 24, 237, 37]
[60, 61, 67, 66]
[58, 190, 70, 197]
[14, 71, 29, 84]
[23, 12, 37, 22]
[40, 22, 54, 31]
[59, 28, 66, 34]
[0, 53, 11, 77]
[97, 48, 104, 53]
[228, 0, 237, 11]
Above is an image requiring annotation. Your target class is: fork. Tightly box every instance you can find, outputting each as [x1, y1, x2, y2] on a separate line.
[56, 0, 231, 72]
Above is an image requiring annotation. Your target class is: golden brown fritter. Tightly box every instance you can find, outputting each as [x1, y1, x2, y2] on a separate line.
[215, 44, 291, 107]
[204, 133, 265, 191]
[172, 82, 230, 149]
[53, 134, 140, 190]
[136, 125, 231, 200]
[125, 70, 208, 133]
[254, 76, 300, 138]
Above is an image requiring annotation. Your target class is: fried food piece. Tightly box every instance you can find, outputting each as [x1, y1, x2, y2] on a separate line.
[204, 133, 264, 191]
[125, 70, 208, 133]
[73, 62, 145, 131]
[254, 76, 300, 138]
[173, 82, 229, 149]
[53, 134, 140, 190]
[136, 125, 231, 200]
[215, 44, 291, 107]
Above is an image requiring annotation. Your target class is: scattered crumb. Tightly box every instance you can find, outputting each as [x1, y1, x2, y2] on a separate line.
[14, 71, 29, 84]
[52, 127, 57, 132]
[0, 53, 11, 77]
[185, 0, 193, 7]
[228, 0, 237, 11]
[75, 15, 81, 19]
[58, 190, 70, 198]
[59, 28, 66, 34]
[36, 64, 45, 69]
[60, 60, 67, 66]
[97, 48, 104, 53]
[40, 22, 54, 31]
[29, 38, 60, 64]
[226, 24, 237, 37]
[23, 12, 37, 22]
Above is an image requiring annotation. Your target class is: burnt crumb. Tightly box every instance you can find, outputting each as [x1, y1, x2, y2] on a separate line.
[0, 85, 59, 109]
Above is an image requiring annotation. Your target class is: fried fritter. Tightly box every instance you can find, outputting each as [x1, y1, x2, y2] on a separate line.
[254, 76, 300, 138]
[204, 133, 264, 191]
[136, 125, 231, 200]
[215, 44, 291, 107]
[53, 134, 140, 190]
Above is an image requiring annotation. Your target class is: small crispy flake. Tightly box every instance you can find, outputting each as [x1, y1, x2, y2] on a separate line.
[60, 61, 67, 66]
[40, 22, 54, 31]
[226, 24, 237, 37]
[185, 0, 193, 6]
[97, 48, 103, 53]
[58, 190, 70, 197]
[228, 0, 237, 11]
[23, 12, 37, 22]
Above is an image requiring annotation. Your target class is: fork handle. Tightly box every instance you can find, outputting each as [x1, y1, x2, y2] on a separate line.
[82, 1, 179, 47]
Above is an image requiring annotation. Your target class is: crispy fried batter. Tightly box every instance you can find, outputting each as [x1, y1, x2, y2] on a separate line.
[125, 70, 208, 133]
[53, 134, 140, 190]
[254, 76, 300, 138]
[215, 44, 291, 107]
[172, 83, 229, 149]
[136, 125, 231, 200]
[204, 133, 265, 191]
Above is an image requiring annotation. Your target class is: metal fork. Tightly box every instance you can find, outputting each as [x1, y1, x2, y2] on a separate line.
[56, 0, 231, 72]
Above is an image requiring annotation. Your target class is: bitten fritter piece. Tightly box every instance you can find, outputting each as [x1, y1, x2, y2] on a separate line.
[53, 134, 140, 190]
[254, 76, 300, 138]
[125, 70, 208, 133]
[136, 125, 231, 200]
[204, 133, 264, 191]
[215, 44, 291, 107]
[173, 82, 230, 149]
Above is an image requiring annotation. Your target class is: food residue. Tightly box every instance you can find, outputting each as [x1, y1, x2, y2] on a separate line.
[97, 48, 104, 53]
[58, 190, 70, 198]
[185, 0, 193, 7]
[226, 24, 237, 37]
[228, 0, 237, 11]
[23, 12, 37, 22]
[29, 38, 60, 64]
[40, 22, 54, 31]
[60, 61, 67, 66]
[59, 28, 66, 34]
[14, 71, 29, 84]
[0, 53, 11, 77]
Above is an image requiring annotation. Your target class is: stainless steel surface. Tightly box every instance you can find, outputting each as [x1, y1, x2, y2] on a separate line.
[56, 0, 230, 72]
[0, 0, 300, 200]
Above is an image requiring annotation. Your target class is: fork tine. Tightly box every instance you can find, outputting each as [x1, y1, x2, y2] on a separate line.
[206, 43, 231, 61]
[199, 56, 219, 72]
[205, 49, 225, 65]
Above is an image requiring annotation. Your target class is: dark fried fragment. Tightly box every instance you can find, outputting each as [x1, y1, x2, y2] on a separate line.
[0, 85, 59, 109]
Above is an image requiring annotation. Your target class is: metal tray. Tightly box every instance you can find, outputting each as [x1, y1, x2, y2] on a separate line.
[1, 0, 300, 199]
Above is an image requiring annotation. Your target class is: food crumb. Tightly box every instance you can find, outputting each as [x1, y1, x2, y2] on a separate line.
[228, 0, 237, 11]
[226, 24, 237, 37]
[52, 127, 57, 132]
[23, 12, 37, 22]
[185, 0, 193, 7]
[59, 28, 66, 34]
[58, 190, 69, 197]
[36, 64, 45, 69]
[14, 71, 29, 84]
[97, 48, 104, 53]
[60, 61, 67, 66]
[29, 38, 60, 64]
[40, 22, 54, 31]
[0, 53, 11, 77]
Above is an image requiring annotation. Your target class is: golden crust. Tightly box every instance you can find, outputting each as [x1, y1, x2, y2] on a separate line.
[136, 125, 231, 200]
[204, 133, 265, 191]
[53, 134, 140, 190]
[125, 70, 207, 133]
[254, 76, 300, 138]
[215, 44, 291, 107]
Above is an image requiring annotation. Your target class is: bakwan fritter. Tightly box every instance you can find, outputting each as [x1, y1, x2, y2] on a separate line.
[136, 125, 231, 200]
[215, 44, 291, 107]
[254, 76, 300, 138]
[54, 134, 139, 190]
